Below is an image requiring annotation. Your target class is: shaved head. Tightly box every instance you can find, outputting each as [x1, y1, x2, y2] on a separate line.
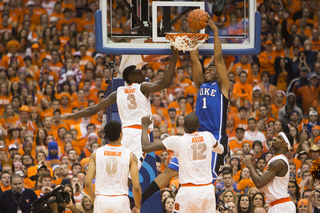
[184, 113, 199, 133]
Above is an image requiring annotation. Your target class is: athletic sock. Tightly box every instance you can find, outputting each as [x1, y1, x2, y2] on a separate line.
[142, 181, 160, 203]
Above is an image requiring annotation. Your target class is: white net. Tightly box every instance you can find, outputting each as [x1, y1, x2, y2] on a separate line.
[166, 33, 209, 53]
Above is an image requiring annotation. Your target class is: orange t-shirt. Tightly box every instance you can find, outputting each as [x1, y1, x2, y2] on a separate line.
[229, 139, 252, 154]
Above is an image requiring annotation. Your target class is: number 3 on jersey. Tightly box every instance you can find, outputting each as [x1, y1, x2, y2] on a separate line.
[191, 143, 207, 160]
[106, 158, 117, 174]
[127, 94, 137, 110]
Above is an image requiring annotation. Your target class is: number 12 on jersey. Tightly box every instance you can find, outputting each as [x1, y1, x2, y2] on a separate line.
[191, 143, 207, 160]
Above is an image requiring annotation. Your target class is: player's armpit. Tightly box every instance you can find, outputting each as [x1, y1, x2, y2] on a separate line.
[253, 159, 286, 189]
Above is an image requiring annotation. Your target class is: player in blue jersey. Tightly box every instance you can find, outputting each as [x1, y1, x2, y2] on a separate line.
[139, 17, 230, 204]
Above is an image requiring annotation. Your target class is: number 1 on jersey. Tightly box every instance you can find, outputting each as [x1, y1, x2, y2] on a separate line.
[202, 97, 207, 109]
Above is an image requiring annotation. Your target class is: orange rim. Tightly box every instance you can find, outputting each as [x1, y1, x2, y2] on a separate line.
[165, 33, 209, 41]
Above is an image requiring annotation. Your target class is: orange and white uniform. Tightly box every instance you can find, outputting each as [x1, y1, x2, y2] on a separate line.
[95, 144, 131, 213]
[264, 154, 296, 213]
[116, 83, 152, 169]
[162, 131, 224, 213]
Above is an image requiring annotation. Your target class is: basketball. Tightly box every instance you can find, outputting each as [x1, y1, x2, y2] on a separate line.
[187, 9, 208, 32]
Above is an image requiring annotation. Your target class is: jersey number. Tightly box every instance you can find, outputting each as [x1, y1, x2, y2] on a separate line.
[191, 143, 207, 160]
[202, 97, 207, 109]
[127, 94, 137, 110]
[106, 158, 117, 174]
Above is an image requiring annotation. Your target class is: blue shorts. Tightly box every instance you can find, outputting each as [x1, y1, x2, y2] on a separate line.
[168, 134, 228, 183]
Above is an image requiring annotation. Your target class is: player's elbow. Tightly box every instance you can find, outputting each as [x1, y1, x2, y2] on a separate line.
[84, 178, 92, 187]
[141, 146, 151, 153]
[133, 185, 141, 193]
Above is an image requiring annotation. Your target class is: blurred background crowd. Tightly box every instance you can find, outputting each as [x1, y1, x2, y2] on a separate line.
[0, 0, 320, 212]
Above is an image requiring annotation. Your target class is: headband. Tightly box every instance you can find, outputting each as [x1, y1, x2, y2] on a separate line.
[278, 132, 291, 149]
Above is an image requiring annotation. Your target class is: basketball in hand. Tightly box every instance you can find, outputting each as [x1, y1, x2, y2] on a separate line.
[187, 9, 208, 32]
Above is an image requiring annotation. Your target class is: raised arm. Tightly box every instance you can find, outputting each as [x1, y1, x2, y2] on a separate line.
[242, 157, 285, 189]
[140, 47, 179, 95]
[55, 91, 117, 121]
[141, 115, 166, 153]
[85, 152, 96, 204]
[130, 152, 142, 212]
[190, 48, 204, 89]
[207, 16, 230, 97]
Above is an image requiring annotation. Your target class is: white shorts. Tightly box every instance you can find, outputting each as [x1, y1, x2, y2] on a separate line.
[94, 195, 131, 213]
[268, 201, 296, 213]
[174, 184, 216, 213]
[121, 127, 146, 170]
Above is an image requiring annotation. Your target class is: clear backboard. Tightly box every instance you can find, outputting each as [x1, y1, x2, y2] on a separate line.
[95, 0, 261, 55]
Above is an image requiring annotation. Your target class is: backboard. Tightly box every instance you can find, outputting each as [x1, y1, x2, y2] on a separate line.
[95, 0, 261, 55]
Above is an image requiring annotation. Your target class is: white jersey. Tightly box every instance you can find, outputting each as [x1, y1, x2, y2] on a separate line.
[95, 145, 131, 196]
[117, 83, 152, 130]
[264, 154, 290, 203]
[244, 130, 266, 143]
[163, 131, 217, 184]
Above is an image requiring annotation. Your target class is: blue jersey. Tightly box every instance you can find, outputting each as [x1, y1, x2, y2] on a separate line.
[195, 81, 228, 139]
[169, 81, 229, 182]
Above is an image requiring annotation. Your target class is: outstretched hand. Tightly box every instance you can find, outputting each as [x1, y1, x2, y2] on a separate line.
[52, 114, 68, 121]
[205, 13, 217, 32]
[170, 46, 179, 58]
[242, 156, 254, 168]
[141, 115, 153, 127]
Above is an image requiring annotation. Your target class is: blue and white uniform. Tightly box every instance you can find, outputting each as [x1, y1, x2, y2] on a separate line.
[168, 81, 229, 182]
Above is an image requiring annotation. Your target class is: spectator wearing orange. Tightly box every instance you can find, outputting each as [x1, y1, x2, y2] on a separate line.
[257, 71, 277, 104]
[49, 49, 63, 76]
[61, 132, 81, 155]
[25, 1, 41, 26]
[51, 109, 69, 133]
[230, 55, 252, 79]
[70, 89, 88, 111]
[43, 116, 58, 140]
[229, 127, 252, 155]
[275, 58, 288, 91]
[293, 74, 320, 116]
[16, 105, 38, 136]
[175, 67, 192, 88]
[49, 2, 64, 21]
[176, 97, 192, 116]
[0, 83, 11, 115]
[234, 106, 248, 131]
[78, 45, 95, 71]
[271, 90, 285, 118]
[152, 95, 169, 123]
[311, 29, 320, 51]
[58, 92, 72, 115]
[233, 71, 253, 104]
[56, 8, 74, 32]
[0, 13, 13, 34]
[259, 40, 277, 83]
[82, 80, 98, 104]
[256, 105, 275, 125]
[273, 40, 285, 58]
[90, 110, 103, 133]
[80, 9, 95, 33]
[0, 40, 25, 69]
[248, 62, 261, 86]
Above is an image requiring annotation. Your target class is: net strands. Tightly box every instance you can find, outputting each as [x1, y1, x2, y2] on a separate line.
[166, 33, 209, 53]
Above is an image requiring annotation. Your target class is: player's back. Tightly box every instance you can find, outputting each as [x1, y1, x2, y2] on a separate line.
[95, 144, 131, 196]
[195, 81, 228, 139]
[264, 154, 290, 203]
[117, 83, 152, 128]
[177, 131, 215, 185]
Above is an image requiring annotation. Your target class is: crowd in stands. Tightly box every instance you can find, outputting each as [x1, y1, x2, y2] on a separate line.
[0, 0, 320, 212]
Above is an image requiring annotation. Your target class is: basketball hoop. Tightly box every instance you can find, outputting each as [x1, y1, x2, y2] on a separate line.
[166, 33, 209, 53]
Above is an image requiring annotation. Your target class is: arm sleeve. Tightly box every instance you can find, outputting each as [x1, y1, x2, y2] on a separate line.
[213, 144, 224, 154]
[162, 136, 181, 153]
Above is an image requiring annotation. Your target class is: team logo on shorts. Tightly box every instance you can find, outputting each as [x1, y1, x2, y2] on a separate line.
[175, 203, 180, 211]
